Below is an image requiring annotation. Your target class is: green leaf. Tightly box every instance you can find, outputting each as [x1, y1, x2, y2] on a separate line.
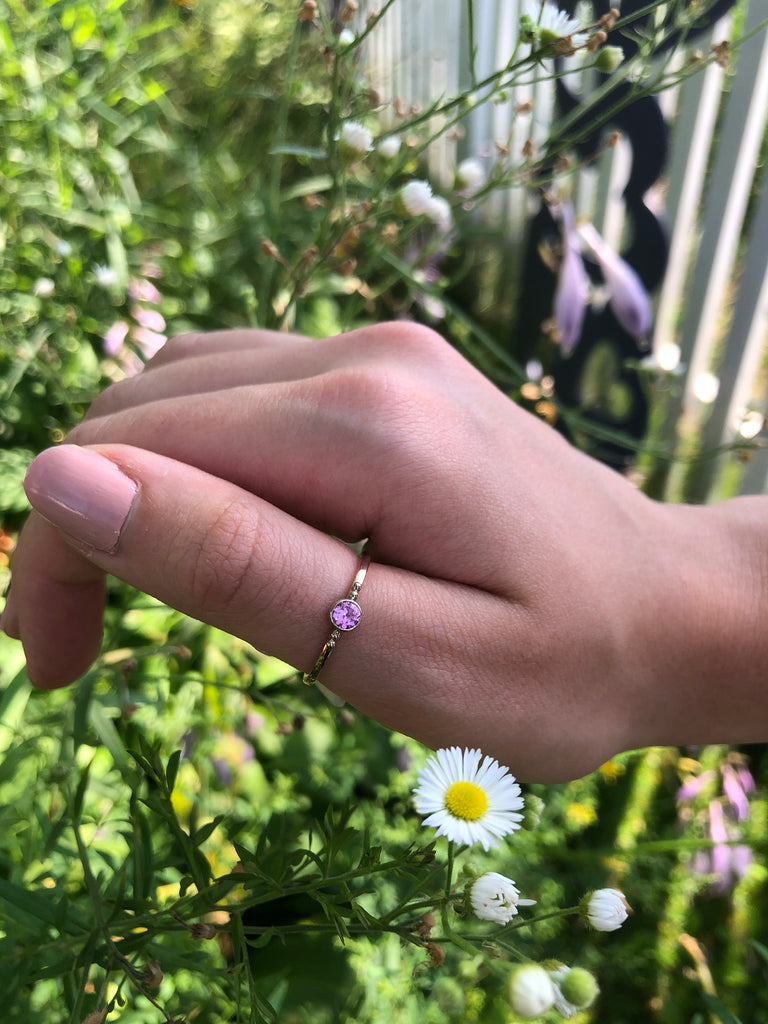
[702, 994, 743, 1024]
[165, 748, 182, 795]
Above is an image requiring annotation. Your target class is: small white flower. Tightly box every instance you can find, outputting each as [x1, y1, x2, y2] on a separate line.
[376, 135, 401, 160]
[584, 888, 630, 931]
[54, 240, 72, 257]
[336, 120, 373, 159]
[32, 278, 55, 298]
[522, 0, 582, 45]
[425, 195, 453, 233]
[93, 264, 118, 289]
[396, 179, 435, 218]
[338, 28, 355, 47]
[455, 157, 486, 195]
[738, 410, 765, 440]
[469, 871, 536, 924]
[509, 964, 556, 1019]
[693, 372, 720, 404]
[412, 746, 525, 850]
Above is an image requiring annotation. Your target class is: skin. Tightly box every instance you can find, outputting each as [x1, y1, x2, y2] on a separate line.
[3, 323, 768, 782]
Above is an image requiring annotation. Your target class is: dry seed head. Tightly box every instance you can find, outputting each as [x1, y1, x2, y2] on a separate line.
[298, 0, 318, 21]
[341, 0, 358, 23]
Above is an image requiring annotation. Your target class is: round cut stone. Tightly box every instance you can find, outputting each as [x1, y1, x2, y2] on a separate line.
[331, 599, 362, 631]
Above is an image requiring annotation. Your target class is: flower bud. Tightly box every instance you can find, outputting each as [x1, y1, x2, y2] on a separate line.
[595, 45, 624, 72]
[376, 135, 401, 160]
[509, 964, 556, 1019]
[455, 157, 486, 195]
[336, 121, 373, 160]
[560, 966, 600, 1008]
[582, 888, 630, 931]
[394, 179, 434, 217]
[468, 872, 536, 925]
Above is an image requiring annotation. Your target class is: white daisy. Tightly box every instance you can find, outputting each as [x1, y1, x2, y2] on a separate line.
[412, 747, 525, 850]
[469, 871, 536, 924]
[583, 887, 630, 931]
[522, 1, 583, 47]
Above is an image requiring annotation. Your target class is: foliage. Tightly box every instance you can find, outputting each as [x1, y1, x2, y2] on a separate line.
[2, 1, 768, 1022]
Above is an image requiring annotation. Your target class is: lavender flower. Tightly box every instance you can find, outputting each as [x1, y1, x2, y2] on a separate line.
[578, 221, 652, 340]
[552, 203, 589, 354]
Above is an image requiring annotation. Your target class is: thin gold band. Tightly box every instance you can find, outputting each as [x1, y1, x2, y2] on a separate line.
[302, 553, 371, 686]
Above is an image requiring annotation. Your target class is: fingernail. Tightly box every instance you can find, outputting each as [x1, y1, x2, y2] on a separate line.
[24, 446, 138, 554]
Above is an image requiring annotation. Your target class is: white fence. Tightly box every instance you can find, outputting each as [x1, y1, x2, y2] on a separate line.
[358, 0, 768, 502]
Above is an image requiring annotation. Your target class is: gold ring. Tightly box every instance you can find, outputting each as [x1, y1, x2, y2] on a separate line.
[302, 553, 370, 686]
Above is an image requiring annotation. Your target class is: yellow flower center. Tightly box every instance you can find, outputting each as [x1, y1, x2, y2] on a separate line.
[445, 781, 489, 821]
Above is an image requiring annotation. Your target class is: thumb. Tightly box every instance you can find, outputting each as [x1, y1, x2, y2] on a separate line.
[18, 443, 375, 690]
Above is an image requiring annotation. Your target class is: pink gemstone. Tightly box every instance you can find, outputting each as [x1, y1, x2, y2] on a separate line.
[331, 599, 362, 631]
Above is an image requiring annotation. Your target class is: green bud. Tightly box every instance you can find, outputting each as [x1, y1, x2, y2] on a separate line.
[560, 967, 600, 1008]
[595, 45, 624, 72]
[432, 977, 466, 1016]
[522, 793, 545, 830]
[518, 14, 538, 45]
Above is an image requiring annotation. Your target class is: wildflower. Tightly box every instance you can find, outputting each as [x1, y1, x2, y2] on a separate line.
[455, 157, 486, 195]
[552, 203, 589, 354]
[103, 321, 130, 356]
[412, 746, 525, 850]
[583, 888, 630, 931]
[338, 27, 355, 47]
[508, 964, 556, 1019]
[376, 135, 401, 160]
[54, 239, 72, 257]
[395, 179, 435, 218]
[336, 120, 373, 160]
[595, 44, 624, 72]
[32, 278, 55, 297]
[521, 1, 583, 49]
[93, 264, 118, 289]
[577, 221, 652, 340]
[425, 195, 453, 233]
[468, 871, 536, 924]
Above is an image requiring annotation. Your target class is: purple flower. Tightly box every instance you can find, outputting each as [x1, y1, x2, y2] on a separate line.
[676, 770, 716, 803]
[553, 203, 589, 354]
[577, 221, 652, 340]
[103, 320, 130, 356]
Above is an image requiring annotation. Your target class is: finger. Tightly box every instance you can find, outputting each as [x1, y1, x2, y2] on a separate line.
[83, 331, 368, 418]
[8, 512, 107, 687]
[146, 327, 309, 368]
[17, 444, 540, 768]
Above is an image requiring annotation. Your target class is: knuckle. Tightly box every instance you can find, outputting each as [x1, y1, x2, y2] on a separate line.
[354, 320, 452, 364]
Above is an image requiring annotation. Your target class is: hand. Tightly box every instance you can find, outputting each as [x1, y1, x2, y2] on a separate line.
[4, 323, 767, 781]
